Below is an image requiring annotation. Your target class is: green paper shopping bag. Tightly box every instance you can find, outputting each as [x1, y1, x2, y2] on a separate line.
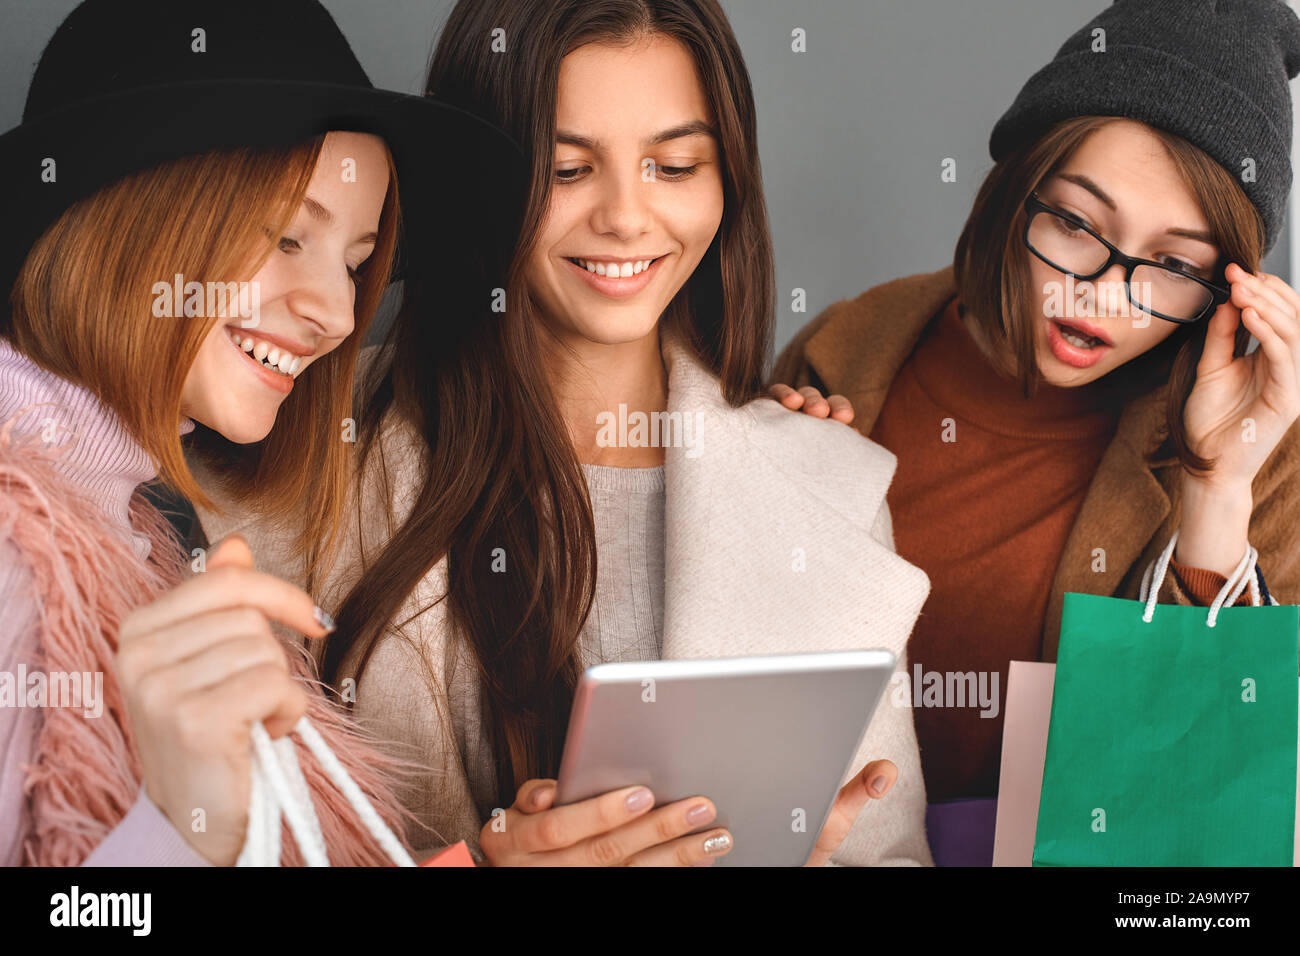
[1033, 539, 1299, 866]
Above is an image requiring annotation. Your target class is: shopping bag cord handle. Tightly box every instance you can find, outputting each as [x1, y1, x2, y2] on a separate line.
[235, 716, 417, 867]
[1140, 531, 1266, 626]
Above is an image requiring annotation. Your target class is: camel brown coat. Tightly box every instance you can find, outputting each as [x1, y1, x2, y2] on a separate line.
[773, 266, 1300, 660]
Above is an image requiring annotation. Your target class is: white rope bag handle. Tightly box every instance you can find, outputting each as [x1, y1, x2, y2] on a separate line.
[1139, 531, 1278, 628]
[236, 716, 417, 867]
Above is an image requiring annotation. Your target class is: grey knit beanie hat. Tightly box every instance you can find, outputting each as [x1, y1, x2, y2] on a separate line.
[989, 0, 1300, 254]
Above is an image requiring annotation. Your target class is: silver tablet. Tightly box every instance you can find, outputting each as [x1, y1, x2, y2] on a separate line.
[554, 649, 896, 866]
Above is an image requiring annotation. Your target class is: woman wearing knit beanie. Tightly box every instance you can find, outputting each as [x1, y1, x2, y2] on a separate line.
[0, 0, 522, 865]
[774, 0, 1300, 865]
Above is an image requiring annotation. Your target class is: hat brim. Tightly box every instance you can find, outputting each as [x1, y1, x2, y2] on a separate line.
[0, 78, 526, 294]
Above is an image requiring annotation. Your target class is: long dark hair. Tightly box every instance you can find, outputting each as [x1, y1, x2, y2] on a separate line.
[325, 0, 774, 806]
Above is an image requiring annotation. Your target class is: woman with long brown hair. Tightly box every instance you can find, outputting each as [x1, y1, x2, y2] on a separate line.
[256, 0, 935, 866]
[198, 0, 931, 865]
[774, 0, 1300, 865]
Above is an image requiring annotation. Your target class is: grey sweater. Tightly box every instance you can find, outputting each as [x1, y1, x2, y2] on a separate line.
[452, 464, 666, 817]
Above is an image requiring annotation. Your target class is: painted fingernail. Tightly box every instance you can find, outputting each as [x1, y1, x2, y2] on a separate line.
[703, 832, 732, 855]
[313, 605, 336, 634]
[870, 775, 890, 796]
[686, 803, 715, 826]
[625, 787, 653, 812]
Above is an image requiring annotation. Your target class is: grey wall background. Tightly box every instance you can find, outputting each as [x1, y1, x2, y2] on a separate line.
[1, 0, 1294, 351]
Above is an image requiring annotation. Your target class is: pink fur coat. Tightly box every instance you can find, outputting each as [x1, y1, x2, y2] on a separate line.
[0, 414, 413, 866]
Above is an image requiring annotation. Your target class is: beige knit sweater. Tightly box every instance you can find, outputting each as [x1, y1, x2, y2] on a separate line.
[193, 334, 934, 865]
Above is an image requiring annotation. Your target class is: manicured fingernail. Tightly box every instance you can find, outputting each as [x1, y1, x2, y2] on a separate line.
[870, 775, 890, 796]
[703, 832, 732, 855]
[625, 788, 653, 812]
[313, 605, 336, 633]
[532, 785, 553, 809]
[686, 803, 715, 826]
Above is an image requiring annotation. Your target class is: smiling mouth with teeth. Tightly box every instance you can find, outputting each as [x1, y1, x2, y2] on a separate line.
[566, 256, 665, 277]
[227, 328, 304, 376]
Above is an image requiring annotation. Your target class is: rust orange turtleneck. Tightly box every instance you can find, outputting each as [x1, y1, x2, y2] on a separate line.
[870, 297, 1227, 801]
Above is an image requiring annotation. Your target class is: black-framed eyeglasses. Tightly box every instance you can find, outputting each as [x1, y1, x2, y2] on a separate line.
[1022, 192, 1230, 325]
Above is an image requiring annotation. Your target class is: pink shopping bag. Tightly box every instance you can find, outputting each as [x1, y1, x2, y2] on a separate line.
[419, 841, 476, 867]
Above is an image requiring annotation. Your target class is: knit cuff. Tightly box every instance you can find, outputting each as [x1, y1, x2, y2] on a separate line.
[1167, 557, 1251, 608]
[80, 786, 214, 867]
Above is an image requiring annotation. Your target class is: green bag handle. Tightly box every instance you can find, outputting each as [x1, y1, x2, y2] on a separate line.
[1138, 531, 1276, 628]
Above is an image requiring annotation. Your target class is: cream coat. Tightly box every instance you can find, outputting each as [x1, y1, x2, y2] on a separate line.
[194, 335, 934, 865]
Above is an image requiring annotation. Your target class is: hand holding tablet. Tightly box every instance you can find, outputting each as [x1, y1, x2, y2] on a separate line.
[477, 650, 899, 866]
[479, 778, 734, 866]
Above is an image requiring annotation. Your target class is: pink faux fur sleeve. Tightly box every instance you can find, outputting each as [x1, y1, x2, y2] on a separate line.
[0, 540, 210, 866]
[0, 541, 39, 866]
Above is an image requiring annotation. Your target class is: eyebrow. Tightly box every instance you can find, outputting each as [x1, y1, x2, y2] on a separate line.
[555, 119, 718, 151]
[1053, 173, 1216, 245]
[303, 195, 378, 244]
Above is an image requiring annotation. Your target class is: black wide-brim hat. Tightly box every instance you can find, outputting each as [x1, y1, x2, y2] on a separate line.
[0, 0, 526, 298]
